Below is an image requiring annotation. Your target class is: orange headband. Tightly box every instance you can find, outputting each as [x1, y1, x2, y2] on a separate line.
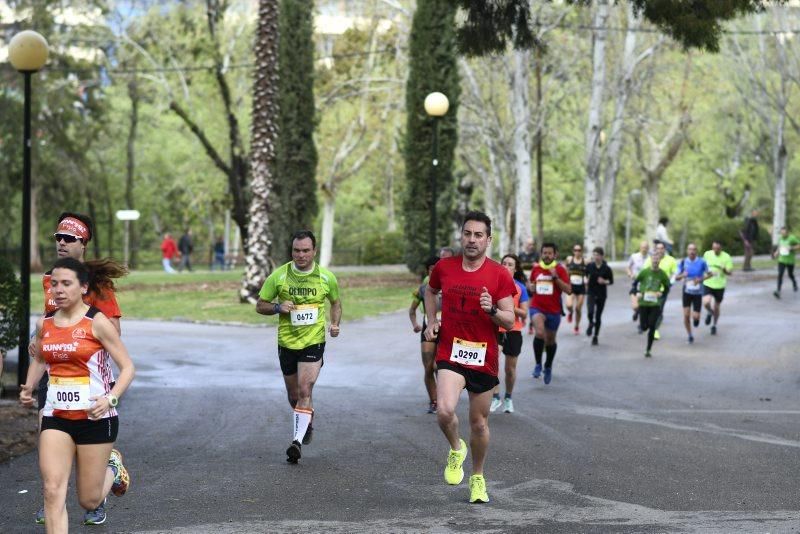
[55, 217, 90, 242]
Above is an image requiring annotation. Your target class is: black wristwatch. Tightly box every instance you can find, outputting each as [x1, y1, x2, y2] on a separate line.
[488, 305, 498, 316]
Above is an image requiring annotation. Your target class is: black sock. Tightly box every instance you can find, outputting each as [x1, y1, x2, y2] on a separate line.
[545, 344, 557, 368]
[647, 329, 656, 351]
[533, 336, 545, 365]
[492, 393, 500, 400]
[504, 393, 511, 399]
[594, 322, 601, 337]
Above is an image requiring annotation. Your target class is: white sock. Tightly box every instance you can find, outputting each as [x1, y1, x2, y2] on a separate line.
[292, 408, 313, 443]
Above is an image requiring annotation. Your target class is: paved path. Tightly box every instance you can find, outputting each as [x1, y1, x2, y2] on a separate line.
[1, 271, 799, 533]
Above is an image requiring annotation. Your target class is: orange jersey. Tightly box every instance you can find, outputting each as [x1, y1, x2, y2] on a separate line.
[42, 272, 121, 319]
[499, 280, 529, 333]
[40, 307, 117, 420]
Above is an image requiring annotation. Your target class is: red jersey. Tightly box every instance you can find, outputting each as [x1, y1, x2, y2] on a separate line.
[40, 307, 117, 421]
[529, 263, 570, 314]
[43, 272, 121, 319]
[428, 256, 516, 377]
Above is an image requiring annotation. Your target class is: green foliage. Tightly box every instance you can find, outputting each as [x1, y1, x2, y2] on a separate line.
[362, 231, 405, 265]
[272, 0, 319, 265]
[453, 0, 784, 55]
[403, 0, 461, 272]
[0, 257, 21, 353]
[701, 221, 772, 256]
[542, 229, 586, 259]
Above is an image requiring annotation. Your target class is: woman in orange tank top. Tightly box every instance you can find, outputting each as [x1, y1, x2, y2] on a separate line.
[20, 257, 135, 532]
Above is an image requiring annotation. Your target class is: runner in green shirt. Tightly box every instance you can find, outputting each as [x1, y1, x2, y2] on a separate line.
[773, 226, 800, 298]
[635, 254, 671, 358]
[702, 240, 733, 335]
[256, 230, 342, 464]
[644, 241, 677, 340]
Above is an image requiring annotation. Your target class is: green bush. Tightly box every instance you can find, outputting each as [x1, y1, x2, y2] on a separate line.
[362, 231, 406, 265]
[0, 256, 21, 354]
[701, 221, 772, 256]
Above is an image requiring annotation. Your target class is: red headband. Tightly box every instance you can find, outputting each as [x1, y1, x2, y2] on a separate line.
[55, 217, 90, 242]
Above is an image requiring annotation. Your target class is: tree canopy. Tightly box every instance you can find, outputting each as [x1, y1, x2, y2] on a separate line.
[453, 0, 785, 55]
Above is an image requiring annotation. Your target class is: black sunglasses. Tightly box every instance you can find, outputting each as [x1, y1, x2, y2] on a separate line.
[54, 233, 82, 243]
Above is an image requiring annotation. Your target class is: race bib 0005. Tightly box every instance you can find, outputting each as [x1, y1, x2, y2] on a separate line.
[48, 376, 91, 411]
[291, 304, 319, 326]
[449, 337, 487, 367]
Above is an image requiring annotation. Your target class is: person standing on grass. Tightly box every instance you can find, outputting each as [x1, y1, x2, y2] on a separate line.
[178, 229, 194, 272]
[160, 233, 178, 273]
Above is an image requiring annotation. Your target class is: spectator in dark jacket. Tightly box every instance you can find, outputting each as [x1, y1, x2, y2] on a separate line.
[178, 229, 194, 272]
[741, 210, 759, 271]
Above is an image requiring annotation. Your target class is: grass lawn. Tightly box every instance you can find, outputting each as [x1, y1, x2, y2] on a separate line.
[30, 269, 419, 325]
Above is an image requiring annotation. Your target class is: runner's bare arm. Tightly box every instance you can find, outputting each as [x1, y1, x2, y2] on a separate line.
[20, 317, 47, 407]
[90, 312, 135, 419]
[108, 316, 121, 335]
[256, 298, 290, 315]
[423, 285, 440, 341]
[553, 269, 572, 295]
[489, 294, 515, 330]
[409, 299, 422, 332]
[515, 299, 529, 319]
[329, 299, 342, 337]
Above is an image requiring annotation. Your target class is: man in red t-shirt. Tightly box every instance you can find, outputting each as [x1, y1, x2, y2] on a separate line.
[528, 242, 572, 385]
[424, 211, 515, 504]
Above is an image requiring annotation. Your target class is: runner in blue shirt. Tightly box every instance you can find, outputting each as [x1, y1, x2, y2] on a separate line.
[675, 243, 711, 344]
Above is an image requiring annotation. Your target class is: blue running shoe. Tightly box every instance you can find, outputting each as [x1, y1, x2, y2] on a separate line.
[688, 334, 694, 344]
[35, 506, 45, 525]
[532, 364, 542, 379]
[83, 499, 107, 525]
[543, 367, 552, 385]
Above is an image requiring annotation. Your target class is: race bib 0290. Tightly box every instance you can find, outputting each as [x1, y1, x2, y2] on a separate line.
[290, 304, 319, 326]
[449, 337, 487, 367]
[48, 376, 91, 411]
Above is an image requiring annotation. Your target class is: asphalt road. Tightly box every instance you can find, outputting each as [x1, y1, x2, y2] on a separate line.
[2, 271, 799, 533]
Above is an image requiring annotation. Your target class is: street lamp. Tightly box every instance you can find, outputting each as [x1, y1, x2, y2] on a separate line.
[8, 30, 49, 386]
[424, 91, 449, 257]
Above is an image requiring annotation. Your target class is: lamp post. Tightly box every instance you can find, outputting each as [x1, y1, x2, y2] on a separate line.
[424, 91, 449, 257]
[8, 30, 49, 386]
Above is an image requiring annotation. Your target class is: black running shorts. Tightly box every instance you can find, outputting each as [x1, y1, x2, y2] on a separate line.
[682, 292, 703, 311]
[497, 331, 523, 357]
[435, 360, 499, 394]
[41, 416, 119, 445]
[703, 286, 725, 303]
[278, 343, 325, 376]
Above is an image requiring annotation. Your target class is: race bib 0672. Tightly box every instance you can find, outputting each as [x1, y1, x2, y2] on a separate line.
[290, 304, 319, 326]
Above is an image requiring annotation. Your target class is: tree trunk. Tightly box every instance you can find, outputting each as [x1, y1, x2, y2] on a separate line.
[240, 0, 279, 302]
[772, 117, 787, 244]
[583, 1, 609, 251]
[320, 191, 335, 267]
[643, 173, 659, 243]
[511, 48, 532, 254]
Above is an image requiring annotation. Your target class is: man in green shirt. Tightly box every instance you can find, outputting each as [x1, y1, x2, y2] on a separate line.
[256, 230, 342, 464]
[644, 241, 677, 340]
[702, 240, 733, 335]
[636, 253, 671, 358]
[773, 226, 800, 298]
